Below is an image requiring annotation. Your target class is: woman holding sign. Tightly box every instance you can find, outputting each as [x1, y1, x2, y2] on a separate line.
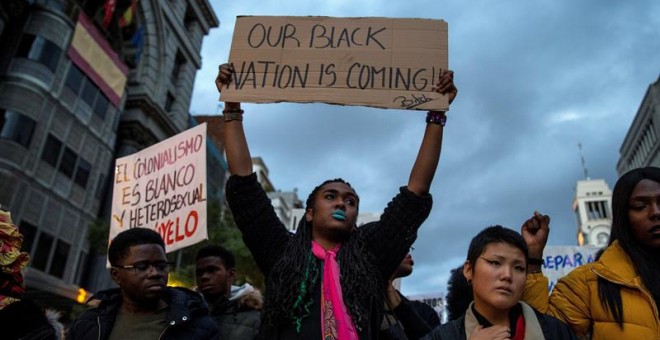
[217, 63, 456, 339]
[521, 167, 660, 339]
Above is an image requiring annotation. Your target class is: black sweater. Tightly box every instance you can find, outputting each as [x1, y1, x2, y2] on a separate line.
[226, 173, 433, 339]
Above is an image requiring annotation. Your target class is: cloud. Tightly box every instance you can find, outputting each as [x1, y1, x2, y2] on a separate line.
[547, 109, 582, 125]
[191, 0, 660, 296]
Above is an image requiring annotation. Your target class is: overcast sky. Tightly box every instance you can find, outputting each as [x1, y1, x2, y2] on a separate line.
[190, 0, 660, 296]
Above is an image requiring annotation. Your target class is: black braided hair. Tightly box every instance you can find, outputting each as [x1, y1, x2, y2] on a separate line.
[262, 179, 382, 334]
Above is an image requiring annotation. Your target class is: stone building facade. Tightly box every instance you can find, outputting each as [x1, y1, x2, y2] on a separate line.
[0, 0, 217, 309]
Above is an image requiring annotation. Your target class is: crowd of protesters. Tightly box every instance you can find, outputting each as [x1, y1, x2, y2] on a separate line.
[2, 62, 657, 340]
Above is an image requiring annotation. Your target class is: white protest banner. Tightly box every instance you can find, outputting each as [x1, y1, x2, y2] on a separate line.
[110, 123, 208, 253]
[541, 245, 601, 291]
[408, 292, 444, 310]
[223, 16, 449, 111]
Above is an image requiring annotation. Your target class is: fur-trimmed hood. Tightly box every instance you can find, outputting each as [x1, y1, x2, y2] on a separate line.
[206, 284, 263, 340]
[229, 283, 263, 311]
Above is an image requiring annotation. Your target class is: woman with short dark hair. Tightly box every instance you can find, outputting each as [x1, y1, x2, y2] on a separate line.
[424, 226, 575, 340]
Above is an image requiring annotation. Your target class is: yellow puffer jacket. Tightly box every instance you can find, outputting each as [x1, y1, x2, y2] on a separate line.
[523, 241, 659, 339]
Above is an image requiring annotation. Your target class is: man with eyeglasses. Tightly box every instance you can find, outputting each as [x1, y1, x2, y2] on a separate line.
[68, 228, 220, 340]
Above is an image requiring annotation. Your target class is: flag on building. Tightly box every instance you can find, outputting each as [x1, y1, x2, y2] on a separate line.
[102, 0, 116, 28]
[69, 13, 128, 106]
[118, 0, 138, 28]
[131, 24, 145, 64]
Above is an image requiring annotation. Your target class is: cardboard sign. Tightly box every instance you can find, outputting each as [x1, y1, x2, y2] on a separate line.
[223, 16, 449, 111]
[541, 245, 601, 291]
[109, 124, 208, 253]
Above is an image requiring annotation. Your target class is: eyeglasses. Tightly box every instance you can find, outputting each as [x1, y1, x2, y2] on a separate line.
[113, 261, 173, 273]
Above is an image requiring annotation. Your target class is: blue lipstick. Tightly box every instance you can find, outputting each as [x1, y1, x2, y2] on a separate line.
[332, 210, 346, 221]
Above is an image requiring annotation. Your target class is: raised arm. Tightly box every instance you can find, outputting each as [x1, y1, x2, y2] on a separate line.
[361, 70, 457, 280]
[217, 64, 291, 274]
[520, 210, 552, 311]
[521, 211, 595, 337]
[407, 70, 457, 195]
[521, 210, 550, 272]
[216, 64, 252, 176]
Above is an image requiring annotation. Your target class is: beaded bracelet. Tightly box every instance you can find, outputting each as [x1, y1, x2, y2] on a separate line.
[223, 108, 244, 122]
[426, 111, 447, 126]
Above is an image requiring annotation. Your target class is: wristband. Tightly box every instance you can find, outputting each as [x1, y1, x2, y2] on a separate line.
[528, 258, 544, 266]
[223, 109, 244, 122]
[426, 111, 447, 126]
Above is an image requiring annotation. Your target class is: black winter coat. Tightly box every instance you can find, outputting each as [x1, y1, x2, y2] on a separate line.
[380, 292, 440, 340]
[68, 287, 219, 340]
[423, 302, 576, 340]
[209, 287, 262, 340]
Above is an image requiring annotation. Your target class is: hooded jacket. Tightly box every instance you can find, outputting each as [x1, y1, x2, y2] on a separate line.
[68, 287, 219, 340]
[208, 283, 263, 340]
[523, 240, 659, 339]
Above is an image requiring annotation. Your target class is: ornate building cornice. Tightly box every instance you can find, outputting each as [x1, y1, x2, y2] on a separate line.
[194, 0, 219, 32]
[116, 119, 158, 151]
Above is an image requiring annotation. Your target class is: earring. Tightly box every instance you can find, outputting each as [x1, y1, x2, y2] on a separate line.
[467, 279, 472, 286]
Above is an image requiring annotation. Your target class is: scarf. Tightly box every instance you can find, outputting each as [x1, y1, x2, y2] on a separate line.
[512, 313, 526, 340]
[472, 303, 526, 340]
[311, 240, 358, 340]
[0, 210, 30, 310]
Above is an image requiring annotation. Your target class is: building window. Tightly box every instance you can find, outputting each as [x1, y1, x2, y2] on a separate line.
[65, 64, 84, 92]
[19, 221, 37, 253]
[58, 147, 77, 178]
[171, 52, 185, 84]
[95, 174, 107, 200]
[94, 94, 109, 120]
[112, 108, 121, 130]
[81, 80, 98, 107]
[41, 134, 63, 167]
[74, 158, 91, 188]
[66, 64, 113, 120]
[587, 200, 609, 220]
[32, 232, 54, 271]
[41, 134, 93, 185]
[165, 92, 175, 112]
[0, 109, 36, 147]
[184, 6, 197, 31]
[48, 239, 70, 278]
[16, 34, 62, 72]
